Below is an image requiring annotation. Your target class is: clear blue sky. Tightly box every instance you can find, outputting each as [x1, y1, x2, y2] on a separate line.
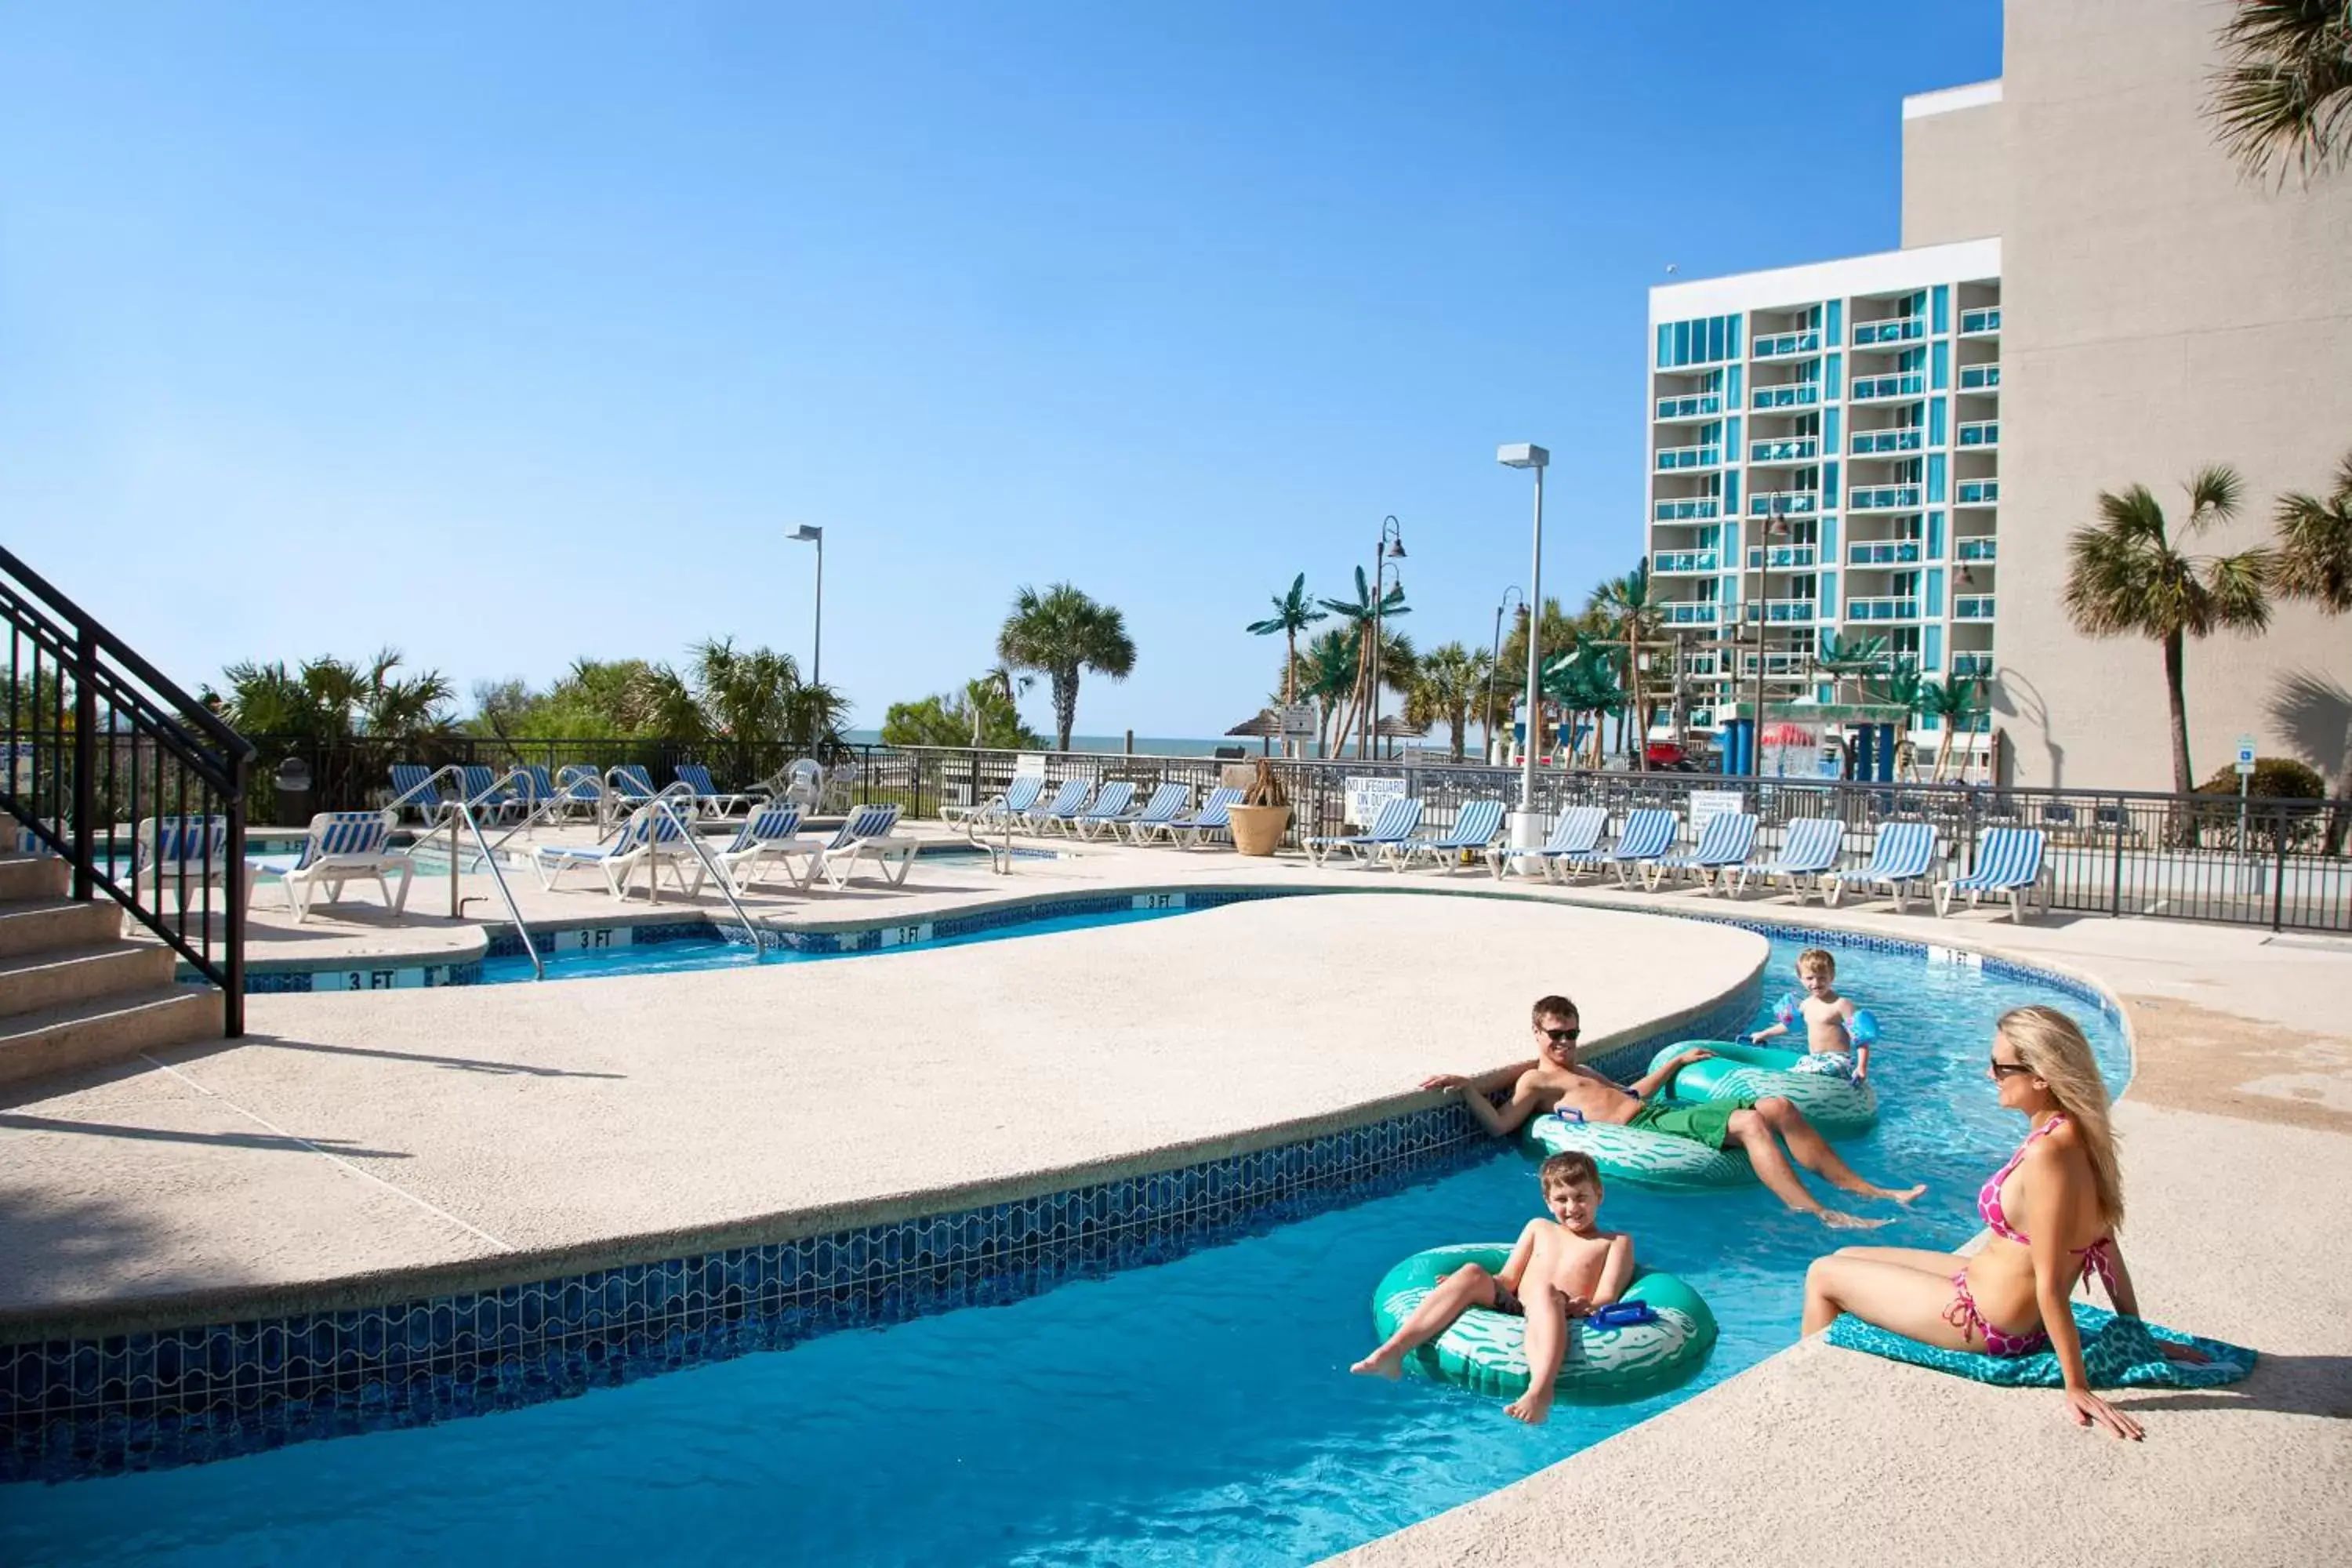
[0, 1, 2000, 739]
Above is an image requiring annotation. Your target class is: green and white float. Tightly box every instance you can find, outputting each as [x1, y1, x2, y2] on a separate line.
[1646, 1038, 1880, 1136]
[1368, 1244, 1718, 1402]
[1526, 1111, 1755, 1189]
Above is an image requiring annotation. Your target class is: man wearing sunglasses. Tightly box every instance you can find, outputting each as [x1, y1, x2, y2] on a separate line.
[1421, 994, 1924, 1226]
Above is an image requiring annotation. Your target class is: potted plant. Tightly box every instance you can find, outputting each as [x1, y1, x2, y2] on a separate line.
[1227, 759, 1292, 855]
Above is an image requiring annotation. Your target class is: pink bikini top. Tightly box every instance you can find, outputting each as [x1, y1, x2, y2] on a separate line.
[1979, 1112, 2118, 1296]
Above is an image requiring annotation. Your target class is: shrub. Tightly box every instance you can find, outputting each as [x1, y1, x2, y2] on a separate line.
[2194, 757, 2325, 798]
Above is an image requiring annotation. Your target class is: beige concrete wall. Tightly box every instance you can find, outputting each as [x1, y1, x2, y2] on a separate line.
[1991, 0, 2352, 792]
[1900, 98, 2007, 249]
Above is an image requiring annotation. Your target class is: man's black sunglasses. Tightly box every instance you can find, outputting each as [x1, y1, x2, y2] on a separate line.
[1541, 1026, 1581, 1044]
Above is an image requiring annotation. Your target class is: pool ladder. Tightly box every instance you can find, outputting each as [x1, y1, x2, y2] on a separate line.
[394, 764, 546, 980]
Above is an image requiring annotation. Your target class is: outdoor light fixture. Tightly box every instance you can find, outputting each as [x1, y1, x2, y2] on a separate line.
[789, 525, 825, 685]
[1366, 516, 1406, 758]
[1497, 444, 1548, 844]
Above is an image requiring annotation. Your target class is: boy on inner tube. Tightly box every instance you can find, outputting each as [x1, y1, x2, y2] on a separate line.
[1419, 994, 1926, 1229]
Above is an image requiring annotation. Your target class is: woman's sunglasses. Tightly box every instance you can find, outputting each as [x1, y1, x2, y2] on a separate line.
[1989, 1058, 2034, 1079]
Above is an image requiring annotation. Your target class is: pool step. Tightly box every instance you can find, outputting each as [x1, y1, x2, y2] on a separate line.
[0, 849, 69, 904]
[0, 985, 223, 1088]
[0, 897, 123, 960]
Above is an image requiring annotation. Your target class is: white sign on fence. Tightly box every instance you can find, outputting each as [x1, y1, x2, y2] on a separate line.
[1277, 702, 1319, 737]
[1687, 789, 1745, 842]
[1344, 775, 1407, 826]
[1014, 752, 1047, 779]
[2234, 735, 2258, 775]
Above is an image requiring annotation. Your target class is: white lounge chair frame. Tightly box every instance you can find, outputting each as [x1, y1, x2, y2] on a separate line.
[263, 810, 414, 923]
[1934, 826, 2049, 923]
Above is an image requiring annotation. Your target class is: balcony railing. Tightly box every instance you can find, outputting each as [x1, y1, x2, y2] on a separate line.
[1751, 384, 1822, 410]
[1851, 373, 1926, 401]
[1848, 540, 1923, 565]
[1852, 318, 1926, 346]
[1955, 595, 1998, 620]
[1951, 652, 1996, 677]
[1657, 394, 1724, 419]
[1737, 652, 1815, 676]
[1960, 307, 2002, 334]
[1958, 480, 2000, 505]
[1956, 536, 1998, 562]
[1735, 599, 1819, 623]
[1846, 597, 1921, 622]
[1654, 499, 1722, 521]
[1744, 545, 1818, 569]
[1959, 362, 2002, 390]
[1850, 427, 1924, 455]
[1958, 419, 2000, 448]
[1749, 491, 1820, 516]
[1751, 330, 1821, 358]
[1749, 437, 1819, 463]
[1849, 485, 1923, 510]
[1655, 444, 1722, 470]
[1664, 603, 1720, 625]
[1653, 550, 1720, 573]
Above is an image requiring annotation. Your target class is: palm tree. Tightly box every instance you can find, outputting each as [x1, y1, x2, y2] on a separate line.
[1301, 628, 1359, 757]
[1588, 560, 1666, 768]
[972, 662, 1035, 746]
[1815, 633, 1891, 707]
[1918, 675, 1987, 782]
[996, 583, 1137, 752]
[2064, 466, 2274, 799]
[1541, 637, 1626, 769]
[1316, 567, 1410, 757]
[1405, 643, 1491, 762]
[1246, 574, 1327, 710]
[2271, 448, 2352, 612]
[2207, 0, 2352, 183]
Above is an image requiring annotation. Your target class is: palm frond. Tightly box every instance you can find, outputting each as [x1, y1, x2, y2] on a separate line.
[2207, 0, 2352, 183]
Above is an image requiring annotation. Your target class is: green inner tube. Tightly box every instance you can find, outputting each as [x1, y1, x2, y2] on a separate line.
[1648, 1039, 1880, 1134]
[1526, 1111, 1755, 1189]
[1370, 1244, 1718, 1402]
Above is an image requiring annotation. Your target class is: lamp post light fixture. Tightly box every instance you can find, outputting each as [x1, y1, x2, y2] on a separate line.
[1496, 443, 1548, 851]
[1486, 585, 1525, 765]
[788, 524, 825, 686]
[1363, 516, 1406, 760]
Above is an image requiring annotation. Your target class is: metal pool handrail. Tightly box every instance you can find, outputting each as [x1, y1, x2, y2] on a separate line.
[437, 795, 543, 980]
[648, 797, 763, 952]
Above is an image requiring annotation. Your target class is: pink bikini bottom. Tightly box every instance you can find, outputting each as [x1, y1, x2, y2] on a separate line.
[1944, 1272, 2049, 1358]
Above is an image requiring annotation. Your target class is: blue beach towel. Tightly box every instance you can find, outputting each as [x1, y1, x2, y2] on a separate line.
[1826, 1302, 2256, 1389]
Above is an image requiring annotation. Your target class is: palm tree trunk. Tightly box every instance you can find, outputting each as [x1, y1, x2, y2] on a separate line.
[1627, 630, 1643, 771]
[1055, 670, 1079, 753]
[2161, 629, 2195, 847]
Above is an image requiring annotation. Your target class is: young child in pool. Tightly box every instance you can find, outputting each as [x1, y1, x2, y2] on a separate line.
[1747, 947, 1869, 1080]
[1350, 1151, 1633, 1425]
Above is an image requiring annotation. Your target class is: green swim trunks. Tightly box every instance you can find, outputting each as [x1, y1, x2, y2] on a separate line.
[1625, 1095, 1755, 1150]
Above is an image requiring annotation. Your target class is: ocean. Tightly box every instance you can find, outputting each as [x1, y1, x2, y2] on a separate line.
[844, 731, 1273, 758]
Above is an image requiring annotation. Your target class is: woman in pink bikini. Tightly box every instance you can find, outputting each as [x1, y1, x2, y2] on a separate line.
[1800, 1004, 2195, 1441]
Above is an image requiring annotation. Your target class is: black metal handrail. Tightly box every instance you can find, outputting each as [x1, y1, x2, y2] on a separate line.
[1, 544, 257, 1033]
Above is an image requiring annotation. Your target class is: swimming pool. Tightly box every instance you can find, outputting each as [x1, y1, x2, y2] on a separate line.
[0, 930, 2127, 1564]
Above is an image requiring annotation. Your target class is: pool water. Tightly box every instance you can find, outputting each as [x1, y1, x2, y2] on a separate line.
[0, 937, 2128, 1565]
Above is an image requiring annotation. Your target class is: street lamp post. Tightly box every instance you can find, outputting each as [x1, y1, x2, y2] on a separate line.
[789, 525, 825, 686]
[1486, 586, 1524, 765]
[1363, 515, 1406, 760]
[1497, 443, 1548, 852]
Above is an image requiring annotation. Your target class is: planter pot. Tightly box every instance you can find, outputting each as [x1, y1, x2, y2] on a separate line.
[1227, 803, 1292, 856]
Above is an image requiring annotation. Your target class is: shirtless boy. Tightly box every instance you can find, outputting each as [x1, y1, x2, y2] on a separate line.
[1420, 994, 1924, 1229]
[1351, 1151, 1632, 1424]
[1746, 948, 1869, 1080]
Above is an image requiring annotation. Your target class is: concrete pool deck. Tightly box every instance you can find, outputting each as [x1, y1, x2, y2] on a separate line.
[5, 835, 2350, 1562]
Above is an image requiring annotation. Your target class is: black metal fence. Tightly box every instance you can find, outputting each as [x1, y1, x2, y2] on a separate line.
[2, 546, 257, 1033]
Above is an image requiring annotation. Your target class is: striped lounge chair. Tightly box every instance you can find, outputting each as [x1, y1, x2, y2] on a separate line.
[1600, 808, 1679, 887]
[547, 764, 605, 820]
[129, 815, 234, 916]
[1935, 827, 2048, 923]
[945, 774, 1046, 829]
[1305, 796, 1424, 867]
[1392, 798, 1508, 874]
[1821, 821, 1943, 913]
[1112, 782, 1191, 844]
[1751, 817, 1846, 904]
[712, 805, 808, 893]
[1488, 805, 1608, 882]
[387, 764, 458, 826]
[1146, 786, 1243, 848]
[459, 765, 524, 824]
[533, 805, 703, 901]
[260, 810, 412, 923]
[786, 804, 916, 890]
[673, 764, 756, 818]
[1646, 811, 1759, 895]
[1068, 782, 1138, 840]
[1025, 780, 1094, 835]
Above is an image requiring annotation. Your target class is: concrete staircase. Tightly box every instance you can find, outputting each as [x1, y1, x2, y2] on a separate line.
[0, 816, 223, 1089]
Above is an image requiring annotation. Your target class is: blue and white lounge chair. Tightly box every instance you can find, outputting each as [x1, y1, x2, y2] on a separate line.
[259, 810, 412, 923]
[1025, 780, 1094, 835]
[1751, 817, 1846, 904]
[460, 765, 524, 824]
[712, 805, 808, 893]
[1936, 826, 2048, 923]
[1488, 805, 1608, 882]
[548, 764, 604, 820]
[673, 764, 756, 818]
[533, 805, 703, 900]
[1645, 811, 1758, 894]
[1822, 821, 1942, 912]
[1114, 782, 1192, 844]
[1305, 796, 1424, 867]
[787, 804, 915, 890]
[388, 764, 457, 826]
[130, 815, 234, 915]
[1393, 798, 1508, 874]
[1068, 782, 1138, 840]
[1601, 808, 1679, 887]
[1148, 786, 1243, 848]
[607, 764, 659, 804]
[946, 774, 1046, 829]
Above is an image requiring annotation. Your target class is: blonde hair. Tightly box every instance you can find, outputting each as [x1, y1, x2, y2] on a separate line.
[1997, 1005, 2124, 1230]
[1796, 948, 1835, 977]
